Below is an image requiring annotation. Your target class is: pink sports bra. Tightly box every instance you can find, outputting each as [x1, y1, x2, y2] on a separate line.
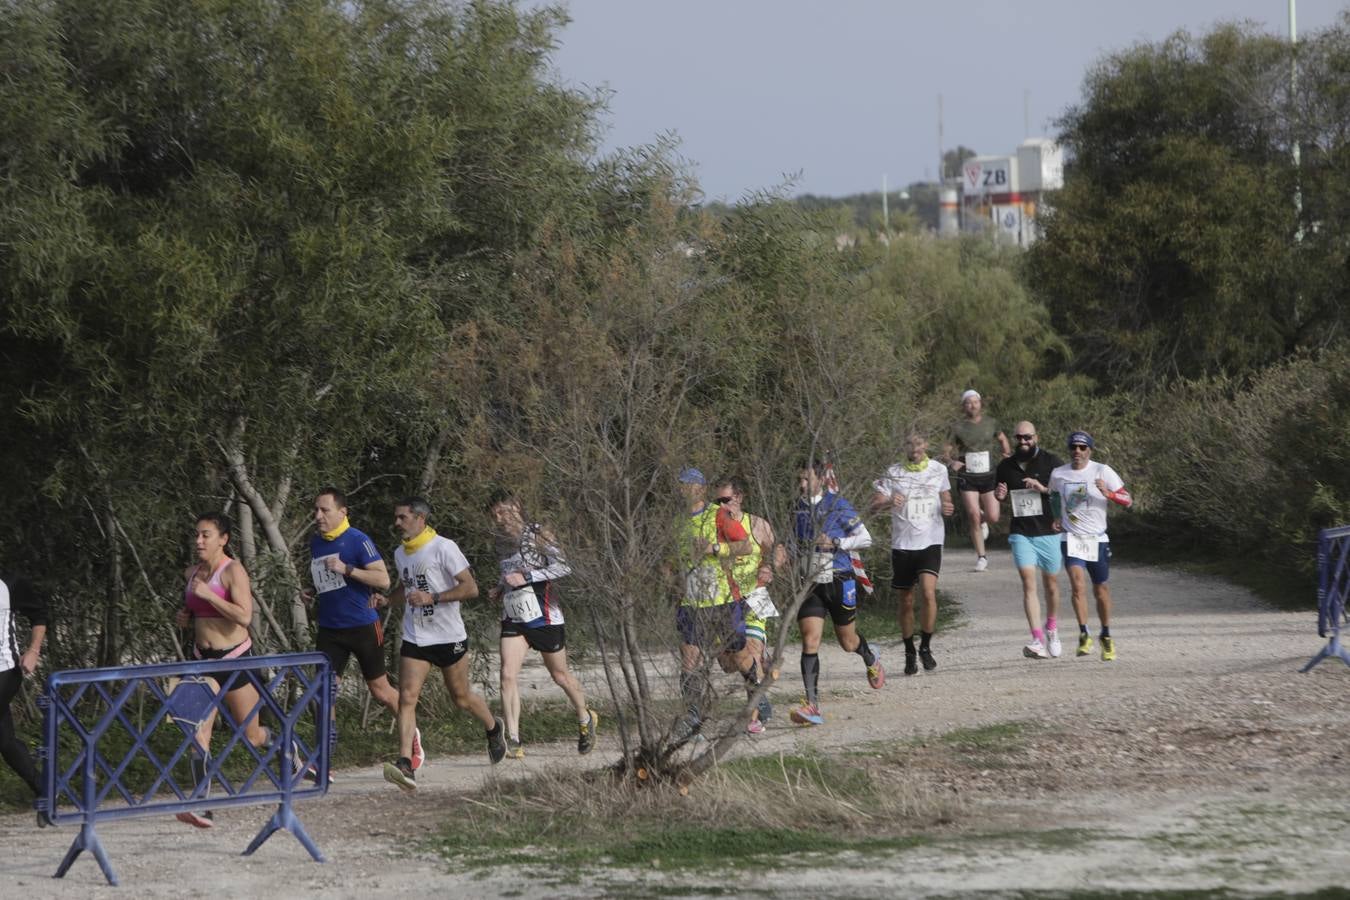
[184, 558, 234, 618]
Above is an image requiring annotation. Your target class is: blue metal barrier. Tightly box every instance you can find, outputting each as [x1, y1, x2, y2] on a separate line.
[38, 652, 333, 886]
[1302, 525, 1350, 672]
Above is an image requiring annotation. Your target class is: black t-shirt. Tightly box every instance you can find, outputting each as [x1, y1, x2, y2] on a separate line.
[996, 449, 1064, 537]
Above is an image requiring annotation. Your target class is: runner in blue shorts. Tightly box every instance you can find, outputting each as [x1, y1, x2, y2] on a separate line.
[994, 422, 1064, 659]
[1048, 432, 1134, 661]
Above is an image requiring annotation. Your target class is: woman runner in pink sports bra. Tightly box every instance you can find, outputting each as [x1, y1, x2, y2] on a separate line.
[172, 512, 272, 828]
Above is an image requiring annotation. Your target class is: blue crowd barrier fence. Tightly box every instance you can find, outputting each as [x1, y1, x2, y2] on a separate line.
[37, 652, 333, 886]
[1301, 525, 1350, 672]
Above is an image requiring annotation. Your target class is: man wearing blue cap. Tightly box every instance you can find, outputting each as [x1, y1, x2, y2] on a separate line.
[1048, 432, 1133, 660]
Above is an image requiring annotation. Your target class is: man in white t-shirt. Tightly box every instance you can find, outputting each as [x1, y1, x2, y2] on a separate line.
[379, 497, 505, 791]
[1048, 431, 1133, 661]
[870, 433, 955, 676]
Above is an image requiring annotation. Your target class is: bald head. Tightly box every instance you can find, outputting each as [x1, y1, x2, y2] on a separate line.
[1013, 421, 1038, 457]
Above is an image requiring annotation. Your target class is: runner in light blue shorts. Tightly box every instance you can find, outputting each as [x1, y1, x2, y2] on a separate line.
[994, 422, 1065, 660]
[1009, 533, 1062, 574]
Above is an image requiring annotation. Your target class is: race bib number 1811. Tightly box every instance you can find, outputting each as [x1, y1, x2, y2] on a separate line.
[503, 586, 543, 622]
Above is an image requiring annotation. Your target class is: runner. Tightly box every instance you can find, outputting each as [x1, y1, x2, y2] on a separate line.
[671, 467, 749, 741]
[173, 512, 275, 828]
[790, 460, 881, 726]
[870, 433, 954, 676]
[308, 488, 400, 777]
[381, 497, 506, 792]
[1048, 432, 1134, 661]
[489, 492, 597, 759]
[943, 390, 1011, 572]
[710, 476, 782, 735]
[994, 422, 1065, 659]
[0, 571, 47, 816]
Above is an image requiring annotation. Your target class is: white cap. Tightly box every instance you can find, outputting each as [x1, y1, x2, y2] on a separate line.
[961, 389, 981, 402]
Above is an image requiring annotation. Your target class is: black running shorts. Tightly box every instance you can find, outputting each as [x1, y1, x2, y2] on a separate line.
[500, 620, 567, 654]
[400, 638, 468, 669]
[316, 622, 386, 681]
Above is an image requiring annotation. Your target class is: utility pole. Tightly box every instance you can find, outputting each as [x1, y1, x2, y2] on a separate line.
[1291, 0, 1303, 241]
[937, 93, 945, 181]
[882, 174, 889, 233]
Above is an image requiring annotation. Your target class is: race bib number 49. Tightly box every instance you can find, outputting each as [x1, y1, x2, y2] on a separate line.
[1010, 489, 1044, 518]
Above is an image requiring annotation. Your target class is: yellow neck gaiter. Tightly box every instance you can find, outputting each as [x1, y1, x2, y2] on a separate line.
[903, 455, 929, 473]
[401, 526, 437, 555]
[321, 516, 350, 542]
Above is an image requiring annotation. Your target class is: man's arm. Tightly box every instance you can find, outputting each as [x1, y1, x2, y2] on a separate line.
[326, 555, 391, 592]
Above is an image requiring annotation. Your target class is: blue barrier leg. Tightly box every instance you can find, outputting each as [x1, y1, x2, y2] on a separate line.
[54, 822, 118, 886]
[1301, 634, 1350, 672]
[243, 801, 325, 862]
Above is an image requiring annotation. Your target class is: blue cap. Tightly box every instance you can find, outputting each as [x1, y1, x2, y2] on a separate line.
[1067, 431, 1095, 449]
[677, 467, 706, 485]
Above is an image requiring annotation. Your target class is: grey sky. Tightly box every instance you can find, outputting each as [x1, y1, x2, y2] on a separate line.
[544, 1, 1345, 200]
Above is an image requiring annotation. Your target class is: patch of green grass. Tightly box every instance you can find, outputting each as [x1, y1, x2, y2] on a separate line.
[437, 819, 924, 873]
[720, 751, 873, 795]
[1112, 534, 1315, 612]
[960, 827, 1104, 850]
[938, 720, 1034, 752]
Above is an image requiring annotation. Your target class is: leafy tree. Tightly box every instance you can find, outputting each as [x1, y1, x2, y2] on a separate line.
[0, 0, 603, 665]
[1026, 21, 1350, 387]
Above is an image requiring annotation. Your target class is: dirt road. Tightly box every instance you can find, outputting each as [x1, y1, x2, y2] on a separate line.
[4, 549, 1346, 897]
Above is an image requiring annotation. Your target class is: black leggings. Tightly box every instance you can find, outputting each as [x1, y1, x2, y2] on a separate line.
[0, 666, 39, 795]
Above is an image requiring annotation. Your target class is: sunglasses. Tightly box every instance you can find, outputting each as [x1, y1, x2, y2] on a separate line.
[1069, 444, 1091, 451]
[1014, 434, 1036, 441]
[714, 496, 733, 504]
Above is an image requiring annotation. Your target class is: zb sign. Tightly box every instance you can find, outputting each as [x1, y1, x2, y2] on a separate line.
[963, 159, 1016, 196]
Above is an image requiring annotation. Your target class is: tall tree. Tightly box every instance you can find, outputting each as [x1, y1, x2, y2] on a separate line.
[1026, 20, 1350, 387]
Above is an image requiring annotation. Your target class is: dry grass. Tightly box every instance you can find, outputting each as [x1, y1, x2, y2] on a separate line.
[434, 748, 962, 870]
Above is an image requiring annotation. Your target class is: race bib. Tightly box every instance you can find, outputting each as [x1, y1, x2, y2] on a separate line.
[1066, 534, 1100, 562]
[745, 586, 779, 619]
[1010, 489, 1044, 518]
[686, 565, 719, 601]
[965, 451, 991, 474]
[503, 586, 543, 622]
[811, 551, 835, 584]
[310, 555, 346, 594]
[904, 496, 937, 522]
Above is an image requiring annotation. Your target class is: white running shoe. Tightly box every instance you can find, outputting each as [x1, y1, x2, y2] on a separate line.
[1046, 628, 1062, 658]
[973, 555, 989, 572]
[1023, 639, 1050, 659]
[980, 522, 990, 542]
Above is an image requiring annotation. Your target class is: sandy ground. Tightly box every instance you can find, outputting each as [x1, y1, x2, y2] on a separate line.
[3, 547, 1348, 897]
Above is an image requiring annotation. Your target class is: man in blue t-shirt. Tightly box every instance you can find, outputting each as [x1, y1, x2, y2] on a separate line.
[309, 488, 401, 769]
[788, 460, 881, 727]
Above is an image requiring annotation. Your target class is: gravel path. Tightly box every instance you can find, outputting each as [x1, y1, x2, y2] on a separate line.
[3, 548, 1346, 897]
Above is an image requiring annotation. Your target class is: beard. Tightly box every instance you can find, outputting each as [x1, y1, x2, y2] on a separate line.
[1015, 444, 1037, 461]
